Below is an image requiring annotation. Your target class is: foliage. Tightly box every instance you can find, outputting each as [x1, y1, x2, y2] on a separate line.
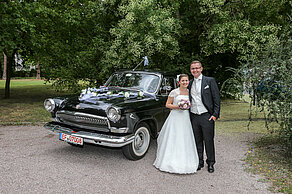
[29, 0, 114, 91]
[226, 31, 292, 155]
[1, 0, 292, 95]
[0, 0, 35, 97]
[197, 0, 288, 93]
[105, 0, 181, 71]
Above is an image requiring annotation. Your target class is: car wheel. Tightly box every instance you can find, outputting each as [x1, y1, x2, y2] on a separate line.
[122, 122, 151, 160]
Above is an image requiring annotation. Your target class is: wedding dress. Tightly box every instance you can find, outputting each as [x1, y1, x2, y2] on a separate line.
[153, 88, 199, 174]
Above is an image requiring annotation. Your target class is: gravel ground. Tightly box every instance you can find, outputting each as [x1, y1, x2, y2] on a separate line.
[0, 125, 272, 193]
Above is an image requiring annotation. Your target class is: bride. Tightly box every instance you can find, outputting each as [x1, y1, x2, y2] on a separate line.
[153, 74, 199, 174]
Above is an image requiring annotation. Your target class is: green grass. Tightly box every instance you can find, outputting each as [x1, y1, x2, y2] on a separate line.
[0, 79, 291, 192]
[216, 97, 267, 134]
[217, 98, 291, 193]
[0, 79, 73, 124]
[0, 79, 46, 87]
[244, 135, 292, 193]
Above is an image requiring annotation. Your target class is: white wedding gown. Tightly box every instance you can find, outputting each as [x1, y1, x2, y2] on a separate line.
[153, 90, 199, 174]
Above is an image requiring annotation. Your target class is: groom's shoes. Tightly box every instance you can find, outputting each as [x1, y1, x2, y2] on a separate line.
[197, 164, 204, 171]
[208, 165, 215, 173]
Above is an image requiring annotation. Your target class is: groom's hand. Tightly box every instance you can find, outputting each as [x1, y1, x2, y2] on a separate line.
[209, 116, 216, 121]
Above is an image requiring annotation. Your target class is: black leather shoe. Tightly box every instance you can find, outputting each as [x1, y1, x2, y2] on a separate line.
[208, 165, 214, 173]
[197, 164, 204, 171]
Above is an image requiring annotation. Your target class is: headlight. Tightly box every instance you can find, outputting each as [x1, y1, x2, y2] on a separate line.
[107, 107, 121, 123]
[44, 99, 56, 112]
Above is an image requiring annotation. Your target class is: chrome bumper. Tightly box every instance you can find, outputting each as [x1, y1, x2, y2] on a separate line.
[44, 122, 134, 147]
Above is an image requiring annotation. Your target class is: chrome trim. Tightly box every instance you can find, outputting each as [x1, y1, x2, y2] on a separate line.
[154, 74, 163, 94]
[106, 106, 121, 123]
[130, 113, 136, 120]
[44, 99, 56, 112]
[55, 110, 129, 133]
[110, 127, 129, 133]
[56, 110, 111, 132]
[60, 111, 108, 120]
[44, 122, 134, 148]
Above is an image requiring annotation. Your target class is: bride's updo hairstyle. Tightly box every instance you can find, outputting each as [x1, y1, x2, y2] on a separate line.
[179, 74, 189, 81]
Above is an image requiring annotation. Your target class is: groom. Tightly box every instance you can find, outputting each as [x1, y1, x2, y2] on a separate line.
[188, 60, 220, 173]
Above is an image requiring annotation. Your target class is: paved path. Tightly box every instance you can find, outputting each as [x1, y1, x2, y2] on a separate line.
[0, 126, 271, 193]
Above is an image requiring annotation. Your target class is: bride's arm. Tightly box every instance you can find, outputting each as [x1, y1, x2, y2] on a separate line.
[166, 97, 179, 110]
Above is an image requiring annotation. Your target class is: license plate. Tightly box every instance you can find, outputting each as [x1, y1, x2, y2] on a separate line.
[59, 133, 84, 145]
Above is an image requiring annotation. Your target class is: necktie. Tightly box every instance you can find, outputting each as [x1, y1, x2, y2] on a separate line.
[194, 79, 197, 93]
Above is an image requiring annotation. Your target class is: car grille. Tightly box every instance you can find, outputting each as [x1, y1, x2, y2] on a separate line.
[56, 111, 109, 132]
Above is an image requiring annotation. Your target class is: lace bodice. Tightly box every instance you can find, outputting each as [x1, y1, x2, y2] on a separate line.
[169, 88, 189, 106]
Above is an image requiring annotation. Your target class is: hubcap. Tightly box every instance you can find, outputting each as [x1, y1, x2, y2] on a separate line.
[135, 134, 143, 148]
[133, 126, 150, 156]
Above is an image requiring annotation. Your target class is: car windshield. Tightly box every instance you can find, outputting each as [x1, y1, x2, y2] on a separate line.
[106, 72, 160, 93]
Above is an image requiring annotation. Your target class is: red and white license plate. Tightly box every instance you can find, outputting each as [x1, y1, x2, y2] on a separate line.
[59, 133, 84, 145]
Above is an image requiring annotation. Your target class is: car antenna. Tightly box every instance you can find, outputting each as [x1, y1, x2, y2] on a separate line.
[133, 56, 148, 71]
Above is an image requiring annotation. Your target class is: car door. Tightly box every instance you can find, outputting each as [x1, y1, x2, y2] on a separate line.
[156, 76, 177, 131]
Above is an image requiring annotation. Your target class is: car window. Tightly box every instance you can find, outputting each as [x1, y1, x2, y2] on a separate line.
[160, 77, 176, 95]
[106, 72, 160, 93]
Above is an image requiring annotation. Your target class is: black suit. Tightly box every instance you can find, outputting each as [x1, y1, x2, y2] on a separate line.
[188, 75, 220, 166]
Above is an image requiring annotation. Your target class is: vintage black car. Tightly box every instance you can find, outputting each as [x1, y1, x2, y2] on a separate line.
[44, 70, 178, 160]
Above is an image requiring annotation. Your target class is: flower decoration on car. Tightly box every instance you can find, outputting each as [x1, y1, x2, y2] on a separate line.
[138, 91, 144, 97]
[124, 92, 130, 98]
[78, 86, 152, 102]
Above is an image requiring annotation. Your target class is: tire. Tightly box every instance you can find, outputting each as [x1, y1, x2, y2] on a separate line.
[122, 122, 151, 160]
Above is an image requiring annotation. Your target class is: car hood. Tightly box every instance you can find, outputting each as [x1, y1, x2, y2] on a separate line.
[60, 88, 156, 116]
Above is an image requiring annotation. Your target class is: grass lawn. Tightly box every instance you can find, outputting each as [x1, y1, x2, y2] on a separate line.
[245, 135, 291, 193]
[0, 79, 291, 193]
[0, 79, 73, 124]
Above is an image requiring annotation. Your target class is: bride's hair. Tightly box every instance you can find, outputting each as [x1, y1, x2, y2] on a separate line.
[179, 74, 189, 81]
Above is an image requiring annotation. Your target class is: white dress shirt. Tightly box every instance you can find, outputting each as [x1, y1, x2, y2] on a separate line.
[190, 74, 208, 114]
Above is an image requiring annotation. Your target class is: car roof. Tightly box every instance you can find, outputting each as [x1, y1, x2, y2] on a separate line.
[114, 69, 177, 77]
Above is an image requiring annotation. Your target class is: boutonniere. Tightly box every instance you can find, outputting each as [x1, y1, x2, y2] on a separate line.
[204, 85, 210, 89]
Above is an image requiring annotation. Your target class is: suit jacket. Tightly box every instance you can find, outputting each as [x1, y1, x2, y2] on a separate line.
[188, 75, 220, 118]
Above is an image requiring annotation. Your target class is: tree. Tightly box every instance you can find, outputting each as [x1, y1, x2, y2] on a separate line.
[1, 52, 6, 80]
[36, 61, 40, 79]
[1, 0, 291, 96]
[104, 0, 181, 71]
[28, 0, 122, 91]
[189, 0, 290, 92]
[225, 27, 292, 155]
[0, 1, 36, 98]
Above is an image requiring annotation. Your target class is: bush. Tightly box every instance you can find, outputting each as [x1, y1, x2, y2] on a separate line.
[225, 35, 292, 156]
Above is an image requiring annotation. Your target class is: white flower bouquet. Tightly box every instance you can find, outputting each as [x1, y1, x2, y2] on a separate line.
[177, 99, 191, 110]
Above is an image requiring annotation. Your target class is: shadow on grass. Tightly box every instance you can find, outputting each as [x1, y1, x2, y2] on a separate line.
[0, 84, 75, 124]
[0, 85, 73, 102]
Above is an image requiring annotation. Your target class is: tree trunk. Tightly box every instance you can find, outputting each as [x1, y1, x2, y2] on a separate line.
[36, 61, 41, 79]
[2, 52, 7, 80]
[4, 50, 16, 99]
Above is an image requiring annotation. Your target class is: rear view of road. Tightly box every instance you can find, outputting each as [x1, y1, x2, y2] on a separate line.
[0, 126, 271, 193]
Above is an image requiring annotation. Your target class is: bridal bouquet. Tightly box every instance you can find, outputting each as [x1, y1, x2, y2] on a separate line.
[178, 99, 191, 110]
